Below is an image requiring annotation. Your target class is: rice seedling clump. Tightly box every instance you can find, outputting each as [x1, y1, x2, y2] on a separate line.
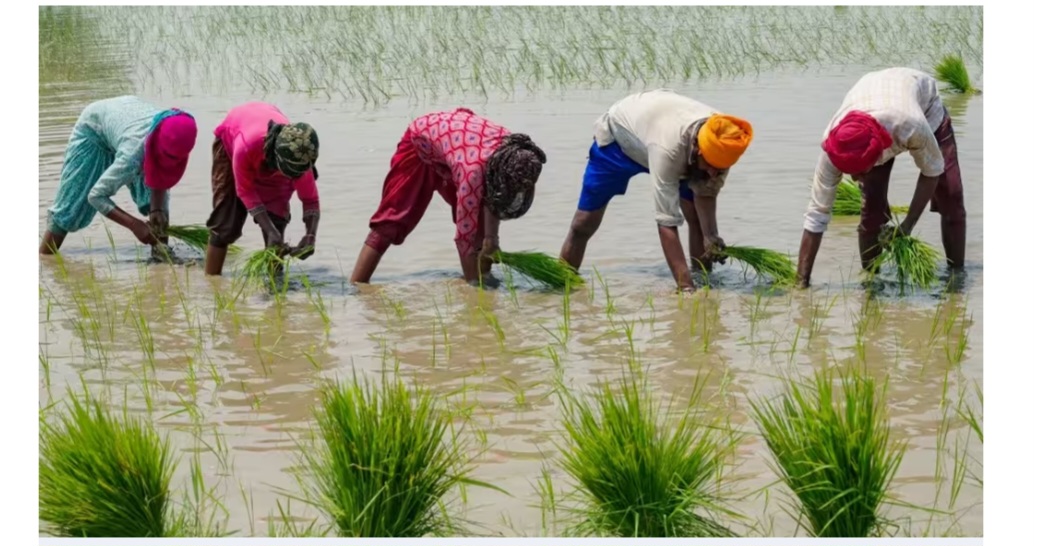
[720, 245, 797, 285]
[556, 370, 736, 537]
[750, 366, 906, 537]
[39, 389, 176, 537]
[833, 179, 909, 216]
[297, 374, 484, 537]
[166, 225, 241, 255]
[934, 53, 980, 95]
[871, 232, 942, 292]
[495, 250, 585, 289]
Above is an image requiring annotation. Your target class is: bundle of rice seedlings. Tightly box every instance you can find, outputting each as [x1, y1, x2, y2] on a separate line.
[720, 245, 797, 285]
[556, 368, 737, 537]
[296, 373, 496, 537]
[833, 179, 909, 216]
[870, 232, 941, 292]
[39, 388, 176, 537]
[750, 366, 906, 537]
[239, 246, 312, 290]
[934, 54, 980, 95]
[494, 250, 585, 290]
[166, 225, 241, 254]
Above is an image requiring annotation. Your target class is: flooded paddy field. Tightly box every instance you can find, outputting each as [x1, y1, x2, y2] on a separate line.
[38, 5, 982, 538]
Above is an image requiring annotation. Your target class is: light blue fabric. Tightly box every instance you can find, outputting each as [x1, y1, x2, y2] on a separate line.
[46, 96, 175, 235]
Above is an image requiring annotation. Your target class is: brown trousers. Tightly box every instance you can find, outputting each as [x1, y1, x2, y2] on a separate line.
[206, 138, 288, 248]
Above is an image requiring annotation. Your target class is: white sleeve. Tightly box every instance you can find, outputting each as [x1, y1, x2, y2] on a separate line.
[803, 152, 844, 233]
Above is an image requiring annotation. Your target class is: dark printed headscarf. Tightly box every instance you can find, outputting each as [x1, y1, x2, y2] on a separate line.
[483, 134, 547, 220]
[263, 120, 319, 179]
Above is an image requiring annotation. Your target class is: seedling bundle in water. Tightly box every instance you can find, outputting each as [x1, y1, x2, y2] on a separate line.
[166, 225, 241, 255]
[239, 246, 312, 290]
[720, 245, 797, 285]
[870, 231, 941, 293]
[494, 250, 584, 290]
[834, 179, 909, 216]
[934, 53, 980, 95]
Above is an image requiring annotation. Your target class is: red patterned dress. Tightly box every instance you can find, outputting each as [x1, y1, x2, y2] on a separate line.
[365, 108, 510, 257]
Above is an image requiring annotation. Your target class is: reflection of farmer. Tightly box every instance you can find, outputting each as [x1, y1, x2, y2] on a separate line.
[559, 90, 753, 292]
[204, 102, 321, 276]
[40, 96, 198, 255]
[797, 67, 966, 287]
[349, 108, 547, 285]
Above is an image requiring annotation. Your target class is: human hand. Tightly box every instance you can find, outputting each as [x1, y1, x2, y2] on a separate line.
[479, 237, 501, 270]
[132, 218, 159, 246]
[148, 210, 168, 238]
[704, 235, 727, 264]
[292, 234, 316, 260]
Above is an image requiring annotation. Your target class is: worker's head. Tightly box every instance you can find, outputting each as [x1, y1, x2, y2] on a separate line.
[484, 133, 547, 220]
[144, 110, 198, 191]
[264, 121, 319, 179]
[692, 114, 753, 176]
[822, 111, 892, 177]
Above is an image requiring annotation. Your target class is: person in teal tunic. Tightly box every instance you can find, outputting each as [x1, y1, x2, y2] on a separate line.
[40, 96, 199, 255]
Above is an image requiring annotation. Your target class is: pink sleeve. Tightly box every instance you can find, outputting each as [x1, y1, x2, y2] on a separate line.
[295, 170, 320, 213]
[231, 138, 264, 213]
[453, 165, 484, 256]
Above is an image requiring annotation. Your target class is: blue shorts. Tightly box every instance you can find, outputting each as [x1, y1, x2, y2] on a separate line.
[577, 140, 694, 211]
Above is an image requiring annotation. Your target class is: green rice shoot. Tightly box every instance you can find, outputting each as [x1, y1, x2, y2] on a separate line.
[295, 373, 494, 537]
[495, 250, 585, 290]
[749, 365, 906, 537]
[39, 387, 176, 537]
[556, 366, 737, 537]
[239, 246, 312, 289]
[166, 224, 241, 255]
[720, 245, 797, 285]
[834, 179, 909, 216]
[870, 231, 942, 293]
[934, 53, 980, 95]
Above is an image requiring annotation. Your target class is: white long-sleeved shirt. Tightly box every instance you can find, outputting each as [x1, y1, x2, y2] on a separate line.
[803, 67, 947, 233]
[593, 89, 728, 227]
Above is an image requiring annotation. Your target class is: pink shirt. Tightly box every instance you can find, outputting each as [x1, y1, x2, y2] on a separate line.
[407, 108, 509, 256]
[214, 102, 319, 220]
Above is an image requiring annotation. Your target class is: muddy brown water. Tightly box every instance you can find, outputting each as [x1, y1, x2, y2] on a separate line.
[39, 11, 982, 539]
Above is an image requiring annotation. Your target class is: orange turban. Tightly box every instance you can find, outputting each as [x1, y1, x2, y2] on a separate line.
[697, 114, 753, 169]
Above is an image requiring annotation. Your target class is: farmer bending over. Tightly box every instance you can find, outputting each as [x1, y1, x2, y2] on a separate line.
[204, 102, 321, 276]
[40, 96, 197, 255]
[350, 108, 547, 286]
[558, 89, 753, 292]
[796, 67, 966, 287]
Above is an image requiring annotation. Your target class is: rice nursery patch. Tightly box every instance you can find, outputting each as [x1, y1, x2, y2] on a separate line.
[39, 387, 176, 538]
[833, 179, 909, 217]
[750, 365, 906, 537]
[293, 373, 494, 537]
[555, 367, 738, 537]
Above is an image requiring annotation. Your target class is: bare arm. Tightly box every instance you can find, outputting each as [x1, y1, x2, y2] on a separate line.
[658, 225, 695, 291]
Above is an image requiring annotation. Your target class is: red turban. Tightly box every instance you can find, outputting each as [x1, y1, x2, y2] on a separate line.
[821, 111, 893, 174]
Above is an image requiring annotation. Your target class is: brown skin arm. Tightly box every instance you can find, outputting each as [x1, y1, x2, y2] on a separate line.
[147, 189, 169, 245]
[105, 206, 158, 246]
[292, 212, 320, 260]
[692, 194, 725, 256]
[898, 173, 940, 234]
[658, 225, 695, 291]
[252, 210, 288, 253]
[460, 206, 500, 284]
[796, 230, 824, 288]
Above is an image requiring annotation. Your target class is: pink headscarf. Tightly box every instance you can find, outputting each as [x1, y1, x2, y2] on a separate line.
[144, 112, 198, 191]
[821, 110, 893, 175]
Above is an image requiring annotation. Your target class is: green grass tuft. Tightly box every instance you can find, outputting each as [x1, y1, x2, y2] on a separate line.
[556, 367, 737, 537]
[934, 54, 980, 95]
[720, 245, 798, 286]
[750, 365, 906, 537]
[39, 387, 176, 537]
[495, 250, 585, 290]
[834, 179, 909, 216]
[295, 373, 495, 537]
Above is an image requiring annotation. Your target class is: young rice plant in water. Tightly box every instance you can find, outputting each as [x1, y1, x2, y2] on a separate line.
[39, 387, 176, 537]
[556, 366, 737, 537]
[750, 365, 907, 537]
[296, 373, 496, 537]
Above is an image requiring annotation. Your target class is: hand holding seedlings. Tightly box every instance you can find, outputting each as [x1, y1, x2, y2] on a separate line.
[704, 234, 727, 264]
